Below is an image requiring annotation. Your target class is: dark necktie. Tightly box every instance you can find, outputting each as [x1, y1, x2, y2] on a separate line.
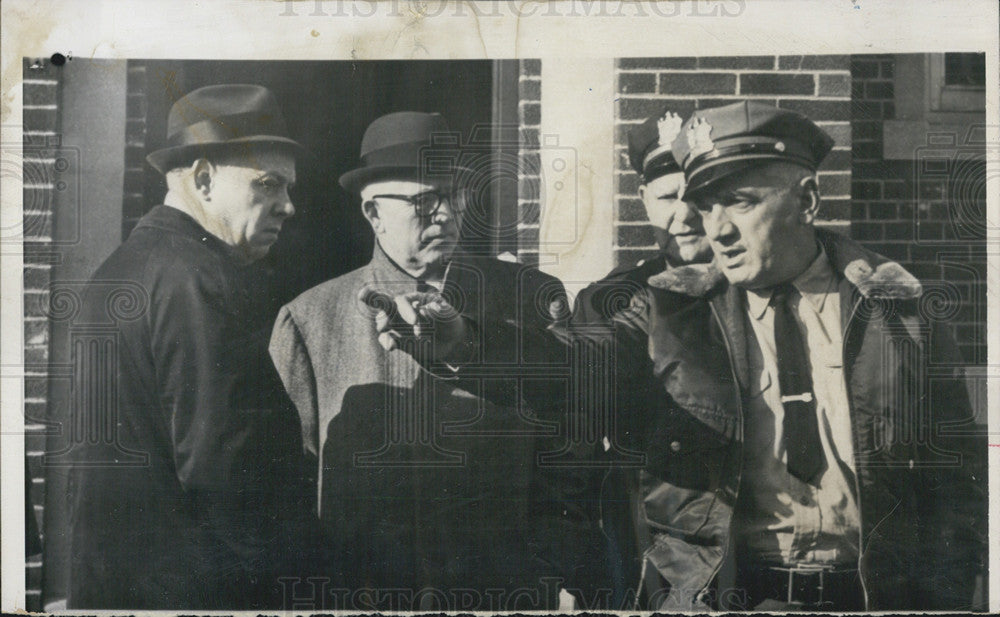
[771, 283, 825, 484]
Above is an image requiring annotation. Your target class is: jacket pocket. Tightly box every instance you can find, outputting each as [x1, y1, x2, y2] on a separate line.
[642, 532, 724, 610]
[645, 402, 731, 491]
[639, 400, 734, 545]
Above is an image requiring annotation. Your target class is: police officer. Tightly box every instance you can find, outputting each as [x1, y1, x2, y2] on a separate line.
[569, 109, 716, 609]
[573, 110, 713, 325]
[624, 100, 985, 611]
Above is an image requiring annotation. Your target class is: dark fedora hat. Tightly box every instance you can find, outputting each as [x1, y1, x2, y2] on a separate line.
[339, 111, 469, 194]
[146, 84, 305, 174]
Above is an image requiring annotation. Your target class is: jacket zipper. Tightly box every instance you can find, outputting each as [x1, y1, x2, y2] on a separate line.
[843, 294, 870, 609]
[704, 301, 745, 608]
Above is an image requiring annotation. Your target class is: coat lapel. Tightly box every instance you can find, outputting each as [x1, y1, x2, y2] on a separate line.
[708, 285, 752, 394]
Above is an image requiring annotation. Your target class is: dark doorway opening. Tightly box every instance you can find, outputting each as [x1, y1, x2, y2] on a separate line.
[135, 59, 515, 304]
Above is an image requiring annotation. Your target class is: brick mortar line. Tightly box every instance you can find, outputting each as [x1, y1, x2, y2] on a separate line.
[618, 94, 851, 102]
[618, 69, 851, 75]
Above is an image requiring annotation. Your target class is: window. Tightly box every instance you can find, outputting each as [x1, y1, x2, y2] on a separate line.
[944, 53, 986, 87]
[883, 53, 986, 159]
[930, 53, 985, 113]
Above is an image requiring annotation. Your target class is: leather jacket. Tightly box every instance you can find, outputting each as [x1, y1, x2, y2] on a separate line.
[610, 230, 985, 611]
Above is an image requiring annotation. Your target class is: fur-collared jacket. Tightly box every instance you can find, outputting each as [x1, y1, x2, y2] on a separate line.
[609, 229, 985, 611]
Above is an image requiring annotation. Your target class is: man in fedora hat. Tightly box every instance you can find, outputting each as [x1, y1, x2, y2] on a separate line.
[612, 100, 984, 611]
[269, 111, 593, 609]
[67, 84, 313, 609]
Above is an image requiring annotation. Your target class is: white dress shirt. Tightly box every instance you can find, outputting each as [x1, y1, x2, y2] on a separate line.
[736, 246, 861, 566]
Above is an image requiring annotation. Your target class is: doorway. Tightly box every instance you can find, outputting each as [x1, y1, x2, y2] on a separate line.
[135, 59, 516, 304]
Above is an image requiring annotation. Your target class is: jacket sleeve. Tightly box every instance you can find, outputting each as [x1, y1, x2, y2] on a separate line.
[514, 272, 611, 598]
[269, 305, 321, 459]
[913, 318, 987, 609]
[440, 266, 571, 408]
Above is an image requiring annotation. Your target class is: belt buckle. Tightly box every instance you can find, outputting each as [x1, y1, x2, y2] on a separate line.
[773, 564, 828, 606]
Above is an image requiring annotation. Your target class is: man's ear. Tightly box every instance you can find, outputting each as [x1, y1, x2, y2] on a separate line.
[638, 182, 653, 215]
[798, 175, 820, 224]
[192, 158, 215, 200]
[361, 198, 383, 234]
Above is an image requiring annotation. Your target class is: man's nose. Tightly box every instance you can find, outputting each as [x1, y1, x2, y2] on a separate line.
[669, 200, 700, 229]
[680, 201, 701, 224]
[431, 199, 456, 223]
[275, 190, 295, 218]
[702, 204, 734, 241]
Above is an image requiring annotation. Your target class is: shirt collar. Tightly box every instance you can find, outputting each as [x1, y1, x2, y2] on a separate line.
[745, 243, 837, 320]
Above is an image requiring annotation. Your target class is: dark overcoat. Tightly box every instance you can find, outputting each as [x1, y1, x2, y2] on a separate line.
[67, 206, 311, 609]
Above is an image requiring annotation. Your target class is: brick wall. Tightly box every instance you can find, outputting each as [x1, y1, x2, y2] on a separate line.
[613, 55, 852, 268]
[850, 54, 986, 365]
[517, 59, 541, 266]
[21, 57, 63, 613]
[123, 63, 149, 238]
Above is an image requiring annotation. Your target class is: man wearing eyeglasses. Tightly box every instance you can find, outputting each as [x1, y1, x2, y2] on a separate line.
[269, 112, 591, 610]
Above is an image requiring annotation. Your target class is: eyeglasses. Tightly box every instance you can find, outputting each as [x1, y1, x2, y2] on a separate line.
[366, 190, 465, 217]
